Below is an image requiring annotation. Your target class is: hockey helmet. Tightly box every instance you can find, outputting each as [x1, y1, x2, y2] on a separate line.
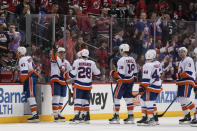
[81, 49, 89, 57]
[57, 47, 65, 52]
[194, 47, 197, 55]
[17, 46, 27, 56]
[178, 47, 188, 53]
[119, 44, 130, 52]
[145, 49, 156, 60]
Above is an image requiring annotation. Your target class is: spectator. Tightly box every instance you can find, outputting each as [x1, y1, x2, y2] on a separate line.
[161, 55, 175, 81]
[0, 0, 9, 14]
[112, 28, 125, 48]
[57, 29, 76, 64]
[155, 0, 169, 16]
[86, 0, 102, 17]
[15, 0, 34, 16]
[3, 50, 16, 70]
[108, 1, 121, 18]
[8, 24, 21, 53]
[173, 4, 186, 20]
[75, 36, 88, 52]
[7, 0, 20, 13]
[95, 40, 109, 81]
[136, 0, 146, 18]
[187, 2, 196, 21]
[0, 21, 10, 56]
[135, 12, 151, 53]
[95, 7, 110, 39]
[0, 13, 7, 29]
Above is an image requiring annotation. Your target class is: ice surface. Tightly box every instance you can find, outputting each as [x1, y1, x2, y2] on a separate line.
[0, 117, 196, 131]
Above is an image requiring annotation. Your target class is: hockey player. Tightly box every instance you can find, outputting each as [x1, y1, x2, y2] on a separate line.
[189, 47, 197, 126]
[51, 47, 71, 122]
[137, 49, 162, 126]
[64, 49, 101, 124]
[109, 44, 137, 124]
[175, 47, 197, 125]
[17, 46, 40, 122]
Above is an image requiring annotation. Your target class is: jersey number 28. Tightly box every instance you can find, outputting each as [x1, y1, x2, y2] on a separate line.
[78, 67, 91, 78]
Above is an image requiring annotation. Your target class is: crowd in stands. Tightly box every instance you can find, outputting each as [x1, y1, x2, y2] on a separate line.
[0, 0, 197, 83]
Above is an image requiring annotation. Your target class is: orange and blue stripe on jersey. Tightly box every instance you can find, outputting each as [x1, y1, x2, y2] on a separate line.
[176, 71, 196, 87]
[140, 78, 162, 93]
[20, 70, 39, 83]
[110, 71, 135, 83]
[73, 80, 92, 90]
[50, 75, 67, 85]
[93, 74, 101, 79]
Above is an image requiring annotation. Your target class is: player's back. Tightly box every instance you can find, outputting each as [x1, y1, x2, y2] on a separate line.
[70, 58, 100, 90]
[117, 56, 137, 77]
[178, 56, 196, 80]
[143, 60, 162, 86]
[19, 56, 34, 72]
[19, 56, 39, 82]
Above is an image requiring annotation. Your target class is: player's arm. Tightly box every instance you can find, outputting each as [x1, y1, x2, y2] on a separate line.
[64, 61, 77, 79]
[92, 62, 101, 79]
[110, 59, 124, 80]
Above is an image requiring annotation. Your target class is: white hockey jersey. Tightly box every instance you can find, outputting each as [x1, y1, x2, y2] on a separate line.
[18, 56, 39, 82]
[113, 56, 137, 83]
[176, 57, 196, 87]
[65, 58, 101, 90]
[50, 55, 71, 85]
[140, 60, 163, 93]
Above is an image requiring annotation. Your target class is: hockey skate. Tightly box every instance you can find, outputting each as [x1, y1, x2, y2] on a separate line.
[142, 118, 156, 126]
[58, 114, 66, 122]
[123, 114, 135, 124]
[179, 112, 191, 125]
[28, 114, 40, 123]
[109, 114, 120, 124]
[82, 112, 90, 124]
[137, 116, 147, 126]
[154, 114, 159, 125]
[190, 117, 197, 127]
[69, 114, 80, 124]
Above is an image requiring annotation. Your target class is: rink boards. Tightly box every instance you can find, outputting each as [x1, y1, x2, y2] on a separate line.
[0, 83, 195, 123]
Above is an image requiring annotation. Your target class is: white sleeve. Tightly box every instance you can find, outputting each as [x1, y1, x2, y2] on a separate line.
[92, 62, 101, 76]
[185, 58, 194, 73]
[69, 60, 78, 77]
[67, 61, 72, 72]
[117, 58, 126, 75]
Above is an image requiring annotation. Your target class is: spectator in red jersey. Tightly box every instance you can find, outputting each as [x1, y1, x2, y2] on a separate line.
[6, 0, 20, 13]
[86, 0, 102, 16]
[173, 4, 186, 20]
[57, 29, 76, 64]
[75, 5, 92, 36]
[95, 7, 110, 39]
[95, 40, 109, 81]
[155, 0, 169, 16]
[136, 0, 146, 18]
[102, 0, 112, 8]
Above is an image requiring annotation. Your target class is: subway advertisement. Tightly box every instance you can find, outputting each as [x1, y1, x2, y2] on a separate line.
[0, 83, 195, 123]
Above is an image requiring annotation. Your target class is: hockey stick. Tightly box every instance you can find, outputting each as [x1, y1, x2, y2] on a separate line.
[60, 84, 72, 113]
[157, 95, 177, 117]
